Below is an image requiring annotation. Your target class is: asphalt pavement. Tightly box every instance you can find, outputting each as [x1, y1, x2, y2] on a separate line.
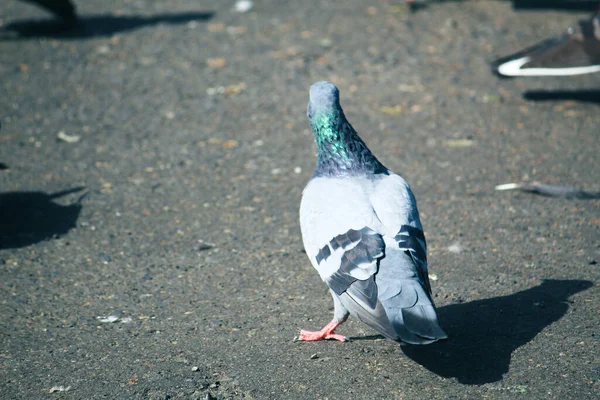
[1, 1, 599, 399]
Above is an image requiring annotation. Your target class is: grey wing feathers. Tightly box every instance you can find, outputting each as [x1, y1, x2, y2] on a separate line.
[339, 280, 398, 340]
[315, 227, 399, 339]
[303, 175, 446, 344]
[376, 243, 447, 344]
[395, 224, 432, 296]
[382, 279, 447, 344]
[317, 224, 447, 344]
[323, 227, 384, 300]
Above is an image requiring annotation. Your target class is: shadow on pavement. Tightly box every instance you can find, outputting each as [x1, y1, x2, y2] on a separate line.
[0, 187, 86, 249]
[402, 279, 593, 384]
[1, 11, 215, 39]
[511, 0, 600, 11]
[523, 90, 600, 104]
[409, 0, 598, 12]
[20, 0, 77, 23]
[348, 334, 386, 341]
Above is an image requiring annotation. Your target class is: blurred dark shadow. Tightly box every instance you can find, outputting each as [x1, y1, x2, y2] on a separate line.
[402, 279, 593, 384]
[1, 11, 215, 39]
[348, 334, 386, 341]
[0, 187, 86, 249]
[523, 90, 600, 104]
[511, 0, 600, 11]
[408, 0, 599, 12]
[20, 0, 77, 23]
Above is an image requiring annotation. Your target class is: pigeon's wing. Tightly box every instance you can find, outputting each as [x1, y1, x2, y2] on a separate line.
[395, 224, 431, 295]
[300, 177, 398, 339]
[369, 173, 447, 344]
[493, 13, 600, 77]
[324, 227, 400, 339]
[368, 173, 430, 291]
[300, 175, 446, 343]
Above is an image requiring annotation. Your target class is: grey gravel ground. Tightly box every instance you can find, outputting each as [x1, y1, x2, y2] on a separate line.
[1, 1, 599, 399]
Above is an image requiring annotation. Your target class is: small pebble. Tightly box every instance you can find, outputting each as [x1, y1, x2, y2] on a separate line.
[319, 38, 332, 47]
[191, 366, 199, 372]
[444, 138, 473, 148]
[447, 243, 463, 254]
[195, 243, 214, 251]
[96, 45, 110, 54]
[234, 0, 253, 13]
[588, 259, 597, 265]
[96, 315, 120, 323]
[49, 386, 71, 393]
[310, 353, 319, 360]
[57, 131, 80, 143]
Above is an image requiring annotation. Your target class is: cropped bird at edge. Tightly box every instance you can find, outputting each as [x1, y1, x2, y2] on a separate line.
[297, 81, 447, 345]
[492, 10, 600, 77]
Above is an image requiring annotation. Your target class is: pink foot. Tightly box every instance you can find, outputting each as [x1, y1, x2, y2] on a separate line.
[296, 320, 347, 342]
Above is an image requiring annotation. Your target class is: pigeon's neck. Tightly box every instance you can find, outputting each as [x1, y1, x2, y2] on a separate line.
[310, 110, 387, 177]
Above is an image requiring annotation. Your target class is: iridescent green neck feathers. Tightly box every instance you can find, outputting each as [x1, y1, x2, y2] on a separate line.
[307, 81, 387, 177]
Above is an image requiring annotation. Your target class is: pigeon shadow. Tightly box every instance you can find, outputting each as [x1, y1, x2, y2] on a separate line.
[348, 334, 386, 342]
[0, 187, 86, 249]
[1, 11, 215, 39]
[402, 279, 593, 384]
[523, 90, 600, 104]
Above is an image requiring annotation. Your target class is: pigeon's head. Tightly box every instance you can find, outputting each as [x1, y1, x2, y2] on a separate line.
[307, 81, 341, 120]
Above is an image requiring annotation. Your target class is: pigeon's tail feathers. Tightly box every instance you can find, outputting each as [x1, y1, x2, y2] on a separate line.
[382, 278, 447, 345]
[337, 276, 447, 344]
[337, 280, 398, 340]
[400, 304, 448, 344]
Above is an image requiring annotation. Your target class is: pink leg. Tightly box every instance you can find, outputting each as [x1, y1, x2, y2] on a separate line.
[297, 320, 347, 342]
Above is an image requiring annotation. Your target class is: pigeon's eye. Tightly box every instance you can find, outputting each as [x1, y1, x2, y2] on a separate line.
[307, 103, 313, 118]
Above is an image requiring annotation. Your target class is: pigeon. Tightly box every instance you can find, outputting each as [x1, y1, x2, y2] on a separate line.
[297, 81, 447, 345]
[492, 11, 600, 77]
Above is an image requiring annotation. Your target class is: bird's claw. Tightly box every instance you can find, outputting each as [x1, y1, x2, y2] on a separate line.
[296, 328, 347, 342]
